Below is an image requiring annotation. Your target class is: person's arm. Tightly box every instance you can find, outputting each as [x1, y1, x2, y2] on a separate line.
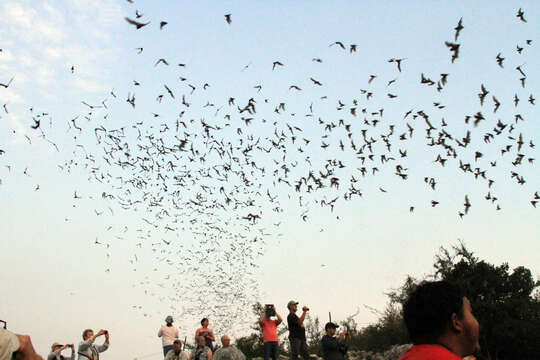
[188, 351, 194, 360]
[158, 326, 163, 337]
[69, 345, 76, 360]
[97, 332, 110, 352]
[207, 349, 212, 360]
[14, 334, 44, 360]
[275, 309, 283, 325]
[194, 328, 200, 341]
[208, 329, 215, 342]
[298, 309, 308, 326]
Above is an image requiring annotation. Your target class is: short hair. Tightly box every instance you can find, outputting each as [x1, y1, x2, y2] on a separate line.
[174, 339, 182, 345]
[201, 318, 208, 326]
[402, 280, 464, 344]
[82, 329, 93, 340]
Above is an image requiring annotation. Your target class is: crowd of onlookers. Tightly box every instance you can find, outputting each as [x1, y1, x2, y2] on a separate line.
[1, 281, 483, 360]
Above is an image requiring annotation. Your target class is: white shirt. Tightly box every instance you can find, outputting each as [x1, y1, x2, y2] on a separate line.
[158, 324, 180, 347]
[0, 329, 20, 360]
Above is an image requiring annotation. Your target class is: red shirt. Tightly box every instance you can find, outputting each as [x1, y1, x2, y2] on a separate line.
[399, 345, 463, 360]
[261, 318, 280, 342]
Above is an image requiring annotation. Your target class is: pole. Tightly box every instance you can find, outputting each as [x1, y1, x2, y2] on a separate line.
[329, 312, 332, 322]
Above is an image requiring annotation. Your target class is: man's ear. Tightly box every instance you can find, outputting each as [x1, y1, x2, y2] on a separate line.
[450, 312, 464, 334]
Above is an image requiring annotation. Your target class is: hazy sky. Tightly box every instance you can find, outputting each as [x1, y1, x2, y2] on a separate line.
[0, 1, 538, 359]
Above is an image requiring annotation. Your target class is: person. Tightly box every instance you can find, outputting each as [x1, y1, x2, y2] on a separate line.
[77, 329, 109, 360]
[165, 339, 188, 360]
[194, 318, 215, 352]
[188, 336, 212, 360]
[213, 335, 245, 360]
[48, 343, 75, 360]
[286, 300, 309, 360]
[321, 323, 348, 360]
[399, 280, 480, 360]
[159, 315, 180, 357]
[0, 327, 43, 360]
[258, 305, 283, 360]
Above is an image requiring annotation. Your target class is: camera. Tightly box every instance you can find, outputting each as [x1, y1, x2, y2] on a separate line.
[265, 304, 276, 317]
[302, 306, 309, 311]
[104, 330, 108, 335]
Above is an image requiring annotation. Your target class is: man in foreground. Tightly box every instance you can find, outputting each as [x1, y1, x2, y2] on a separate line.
[48, 343, 75, 360]
[399, 280, 480, 360]
[165, 339, 188, 360]
[0, 328, 43, 360]
[321, 322, 348, 360]
[213, 336, 245, 360]
[287, 301, 309, 360]
[77, 329, 110, 360]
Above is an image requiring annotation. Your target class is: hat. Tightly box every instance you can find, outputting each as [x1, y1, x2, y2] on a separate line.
[51, 342, 63, 351]
[287, 300, 299, 309]
[165, 315, 174, 323]
[325, 322, 339, 330]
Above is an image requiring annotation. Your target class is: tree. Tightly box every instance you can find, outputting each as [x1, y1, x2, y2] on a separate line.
[350, 242, 539, 359]
[431, 242, 540, 360]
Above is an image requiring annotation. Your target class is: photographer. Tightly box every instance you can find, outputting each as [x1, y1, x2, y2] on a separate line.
[77, 329, 109, 360]
[286, 301, 309, 360]
[258, 305, 283, 360]
[195, 318, 215, 352]
[48, 343, 75, 360]
[321, 323, 348, 360]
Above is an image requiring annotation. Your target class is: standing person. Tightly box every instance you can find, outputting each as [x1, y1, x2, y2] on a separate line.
[188, 336, 212, 360]
[77, 329, 109, 360]
[286, 301, 309, 360]
[48, 343, 75, 360]
[399, 280, 481, 360]
[213, 335, 245, 360]
[159, 315, 180, 357]
[258, 305, 283, 360]
[195, 318, 215, 352]
[321, 323, 348, 360]
[165, 339, 188, 360]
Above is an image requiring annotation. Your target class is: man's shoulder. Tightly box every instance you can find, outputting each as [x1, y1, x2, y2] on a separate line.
[287, 313, 297, 320]
[399, 345, 462, 360]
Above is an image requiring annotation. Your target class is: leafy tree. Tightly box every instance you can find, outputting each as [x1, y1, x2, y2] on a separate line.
[350, 242, 539, 359]
[304, 313, 324, 355]
[432, 243, 540, 360]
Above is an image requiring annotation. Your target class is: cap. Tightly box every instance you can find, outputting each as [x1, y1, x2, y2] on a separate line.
[51, 342, 63, 351]
[325, 322, 339, 330]
[165, 315, 173, 323]
[287, 300, 299, 309]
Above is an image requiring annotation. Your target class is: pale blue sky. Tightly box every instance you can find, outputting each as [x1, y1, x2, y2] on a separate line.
[0, 1, 538, 359]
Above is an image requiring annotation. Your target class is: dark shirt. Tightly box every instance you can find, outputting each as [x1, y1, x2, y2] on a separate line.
[321, 335, 346, 360]
[287, 313, 306, 340]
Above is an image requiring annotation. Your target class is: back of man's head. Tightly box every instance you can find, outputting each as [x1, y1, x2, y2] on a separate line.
[403, 280, 464, 344]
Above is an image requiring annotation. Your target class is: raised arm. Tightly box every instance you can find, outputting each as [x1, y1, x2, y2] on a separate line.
[298, 308, 308, 326]
[96, 332, 110, 353]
